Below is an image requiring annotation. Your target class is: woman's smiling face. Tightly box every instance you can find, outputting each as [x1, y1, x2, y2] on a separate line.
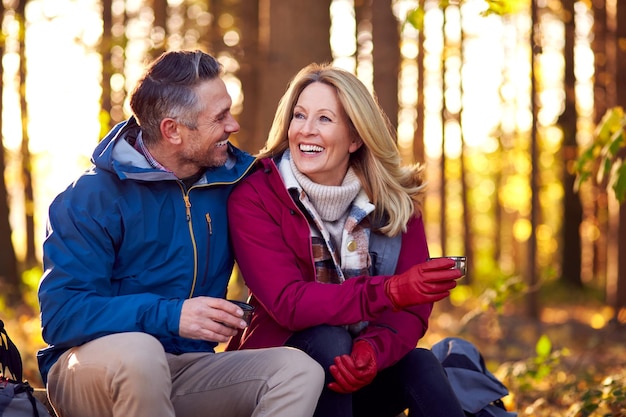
[288, 82, 362, 186]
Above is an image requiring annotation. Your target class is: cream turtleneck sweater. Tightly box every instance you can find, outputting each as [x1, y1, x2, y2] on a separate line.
[288, 155, 361, 249]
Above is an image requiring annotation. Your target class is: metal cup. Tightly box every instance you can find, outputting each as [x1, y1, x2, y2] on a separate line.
[447, 256, 467, 276]
[429, 256, 467, 276]
[227, 299, 255, 325]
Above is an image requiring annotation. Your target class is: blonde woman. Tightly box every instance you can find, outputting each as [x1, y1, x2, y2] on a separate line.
[227, 63, 465, 417]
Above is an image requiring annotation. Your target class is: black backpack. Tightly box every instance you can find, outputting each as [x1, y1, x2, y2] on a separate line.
[0, 320, 22, 383]
[0, 319, 52, 417]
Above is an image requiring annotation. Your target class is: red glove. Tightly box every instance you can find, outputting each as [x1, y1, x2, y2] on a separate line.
[328, 340, 377, 394]
[384, 257, 461, 309]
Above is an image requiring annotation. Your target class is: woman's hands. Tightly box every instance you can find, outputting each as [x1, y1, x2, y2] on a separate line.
[327, 259, 461, 393]
[328, 340, 377, 393]
[384, 257, 462, 309]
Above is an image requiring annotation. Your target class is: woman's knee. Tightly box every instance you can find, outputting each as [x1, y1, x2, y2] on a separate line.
[402, 348, 447, 377]
[287, 325, 352, 367]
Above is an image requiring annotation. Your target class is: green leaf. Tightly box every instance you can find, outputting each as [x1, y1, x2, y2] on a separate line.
[574, 146, 598, 175]
[595, 107, 625, 143]
[405, 8, 425, 31]
[606, 128, 626, 157]
[576, 106, 626, 199]
[535, 334, 552, 358]
[598, 154, 613, 183]
[574, 171, 590, 192]
[612, 162, 626, 202]
[482, 0, 529, 16]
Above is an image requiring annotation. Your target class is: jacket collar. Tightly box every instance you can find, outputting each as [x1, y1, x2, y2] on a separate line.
[91, 117, 255, 185]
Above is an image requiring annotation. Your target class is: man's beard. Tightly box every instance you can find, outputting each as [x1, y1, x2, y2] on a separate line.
[185, 143, 229, 170]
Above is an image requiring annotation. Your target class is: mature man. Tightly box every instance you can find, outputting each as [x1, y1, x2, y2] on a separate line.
[38, 50, 323, 417]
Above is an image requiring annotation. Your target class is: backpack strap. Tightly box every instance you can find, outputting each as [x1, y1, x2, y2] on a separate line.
[0, 319, 23, 381]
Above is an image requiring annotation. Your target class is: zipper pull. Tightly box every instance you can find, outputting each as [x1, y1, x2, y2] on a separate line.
[205, 213, 213, 235]
[183, 194, 191, 221]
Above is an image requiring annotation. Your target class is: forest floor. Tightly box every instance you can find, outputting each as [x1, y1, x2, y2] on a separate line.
[5, 282, 626, 417]
[424, 283, 626, 417]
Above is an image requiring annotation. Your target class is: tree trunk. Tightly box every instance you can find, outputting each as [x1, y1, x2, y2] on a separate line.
[0, 0, 21, 308]
[100, 0, 114, 132]
[613, 0, 626, 318]
[413, 0, 425, 164]
[559, 0, 583, 288]
[371, 0, 399, 131]
[439, 5, 448, 256]
[16, 0, 37, 270]
[527, 0, 540, 319]
[196, 1, 212, 48]
[206, 0, 224, 56]
[0, 125, 20, 308]
[150, 0, 168, 59]
[458, 6, 471, 282]
[234, 0, 261, 153]
[97, 1, 128, 126]
[255, 0, 333, 153]
[590, 0, 609, 288]
[592, 0, 609, 119]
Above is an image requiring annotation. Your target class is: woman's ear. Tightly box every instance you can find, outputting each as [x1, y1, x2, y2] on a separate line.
[349, 137, 364, 153]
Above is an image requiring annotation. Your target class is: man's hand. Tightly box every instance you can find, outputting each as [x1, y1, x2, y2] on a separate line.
[179, 297, 247, 343]
[385, 257, 461, 309]
[328, 340, 377, 394]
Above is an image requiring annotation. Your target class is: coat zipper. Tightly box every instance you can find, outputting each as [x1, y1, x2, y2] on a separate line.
[181, 187, 199, 298]
[182, 157, 257, 298]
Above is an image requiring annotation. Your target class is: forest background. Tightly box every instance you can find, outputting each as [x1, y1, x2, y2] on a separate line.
[0, 0, 625, 416]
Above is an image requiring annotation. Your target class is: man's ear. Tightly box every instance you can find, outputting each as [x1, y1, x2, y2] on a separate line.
[160, 118, 182, 145]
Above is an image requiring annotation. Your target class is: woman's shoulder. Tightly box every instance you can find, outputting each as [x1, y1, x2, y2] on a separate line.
[237, 158, 274, 184]
[406, 211, 425, 229]
[231, 157, 280, 198]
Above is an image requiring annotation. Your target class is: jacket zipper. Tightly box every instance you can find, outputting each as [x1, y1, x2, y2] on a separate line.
[205, 213, 213, 234]
[180, 187, 199, 298]
[182, 157, 257, 298]
[201, 214, 212, 286]
[183, 194, 192, 221]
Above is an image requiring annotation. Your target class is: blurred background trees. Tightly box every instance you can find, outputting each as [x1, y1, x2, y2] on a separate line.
[2, 0, 625, 324]
[0, 0, 625, 412]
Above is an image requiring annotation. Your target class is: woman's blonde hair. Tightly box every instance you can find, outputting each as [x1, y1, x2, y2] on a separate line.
[258, 63, 426, 236]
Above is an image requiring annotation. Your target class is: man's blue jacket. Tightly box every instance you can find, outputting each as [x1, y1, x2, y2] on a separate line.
[37, 117, 255, 383]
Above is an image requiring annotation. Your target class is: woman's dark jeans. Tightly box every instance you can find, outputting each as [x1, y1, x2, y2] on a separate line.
[286, 325, 466, 417]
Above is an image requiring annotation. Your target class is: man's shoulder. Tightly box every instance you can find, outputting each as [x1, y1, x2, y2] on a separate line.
[50, 166, 121, 208]
[227, 144, 256, 170]
[69, 166, 119, 192]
